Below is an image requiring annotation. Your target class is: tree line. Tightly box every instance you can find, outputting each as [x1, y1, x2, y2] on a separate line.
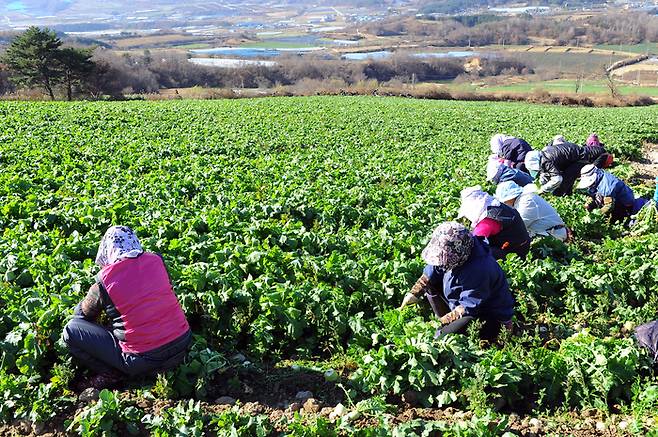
[367, 11, 658, 47]
[0, 26, 531, 100]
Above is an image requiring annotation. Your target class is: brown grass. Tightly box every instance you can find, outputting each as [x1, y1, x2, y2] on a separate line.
[263, 81, 654, 107]
[145, 87, 237, 100]
[113, 34, 205, 49]
[2, 83, 654, 107]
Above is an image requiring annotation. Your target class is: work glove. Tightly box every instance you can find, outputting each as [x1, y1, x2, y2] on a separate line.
[399, 293, 419, 309]
[439, 305, 465, 324]
[410, 274, 429, 296]
[400, 274, 430, 309]
[600, 196, 615, 215]
[584, 199, 596, 212]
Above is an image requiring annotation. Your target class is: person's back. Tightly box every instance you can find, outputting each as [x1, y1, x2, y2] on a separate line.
[444, 237, 514, 321]
[493, 164, 534, 187]
[99, 252, 190, 354]
[63, 226, 191, 389]
[515, 192, 565, 238]
[541, 141, 582, 175]
[500, 137, 532, 169]
[484, 203, 531, 259]
[595, 171, 634, 206]
[580, 144, 604, 162]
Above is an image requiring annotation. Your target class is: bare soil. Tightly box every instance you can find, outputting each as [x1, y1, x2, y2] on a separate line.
[630, 142, 658, 185]
[2, 367, 646, 437]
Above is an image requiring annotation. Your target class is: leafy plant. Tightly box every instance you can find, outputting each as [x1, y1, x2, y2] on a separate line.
[172, 336, 228, 398]
[558, 331, 640, 409]
[210, 406, 273, 437]
[351, 313, 477, 407]
[144, 399, 206, 437]
[0, 98, 656, 431]
[67, 390, 143, 437]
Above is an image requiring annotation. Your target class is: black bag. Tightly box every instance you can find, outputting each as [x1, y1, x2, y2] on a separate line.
[635, 320, 658, 364]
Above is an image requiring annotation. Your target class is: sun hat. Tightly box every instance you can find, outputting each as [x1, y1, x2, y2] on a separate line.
[486, 156, 503, 181]
[495, 180, 524, 202]
[552, 135, 566, 145]
[524, 150, 541, 175]
[95, 225, 144, 267]
[457, 186, 499, 224]
[490, 134, 512, 154]
[421, 222, 474, 270]
[577, 164, 599, 190]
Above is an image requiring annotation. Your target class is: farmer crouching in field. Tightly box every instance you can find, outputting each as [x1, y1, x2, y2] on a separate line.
[62, 226, 191, 389]
[486, 157, 534, 187]
[495, 181, 569, 242]
[582, 133, 614, 169]
[490, 133, 533, 172]
[458, 186, 531, 260]
[577, 165, 646, 224]
[399, 222, 514, 341]
[524, 135, 588, 196]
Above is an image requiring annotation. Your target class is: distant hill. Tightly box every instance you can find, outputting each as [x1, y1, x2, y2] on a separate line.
[2, 0, 395, 17]
[0, 0, 406, 31]
[5, 0, 227, 16]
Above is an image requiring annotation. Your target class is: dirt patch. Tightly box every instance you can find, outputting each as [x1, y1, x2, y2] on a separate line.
[630, 141, 658, 185]
[0, 401, 646, 436]
[206, 365, 348, 409]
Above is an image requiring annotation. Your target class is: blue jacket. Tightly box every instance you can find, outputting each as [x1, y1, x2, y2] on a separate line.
[588, 171, 635, 206]
[493, 165, 534, 187]
[423, 237, 514, 321]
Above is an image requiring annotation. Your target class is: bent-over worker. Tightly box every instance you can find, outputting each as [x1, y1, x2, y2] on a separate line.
[400, 222, 514, 340]
[495, 181, 568, 242]
[458, 186, 531, 260]
[582, 133, 614, 168]
[524, 135, 587, 196]
[577, 165, 645, 223]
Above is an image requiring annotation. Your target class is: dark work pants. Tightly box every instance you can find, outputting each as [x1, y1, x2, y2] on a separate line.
[610, 202, 634, 224]
[490, 240, 530, 261]
[592, 153, 613, 169]
[63, 304, 191, 376]
[425, 293, 505, 341]
[514, 162, 528, 174]
[553, 162, 586, 197]
[438, 316, 504, 341]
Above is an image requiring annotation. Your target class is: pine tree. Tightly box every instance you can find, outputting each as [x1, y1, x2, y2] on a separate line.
[58, 47, 94, 101]
[3, 27, 63, 100]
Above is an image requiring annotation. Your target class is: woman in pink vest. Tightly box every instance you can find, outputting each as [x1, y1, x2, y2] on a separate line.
[63, 226, 191, 389]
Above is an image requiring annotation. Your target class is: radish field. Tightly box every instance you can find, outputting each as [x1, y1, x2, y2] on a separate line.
[1, 97, 658, 436]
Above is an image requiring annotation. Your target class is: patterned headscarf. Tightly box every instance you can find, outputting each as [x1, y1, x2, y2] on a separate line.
[421, 222, 474, 270]
[586, 133, 600, 147]
[95, 226, 144, 267]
